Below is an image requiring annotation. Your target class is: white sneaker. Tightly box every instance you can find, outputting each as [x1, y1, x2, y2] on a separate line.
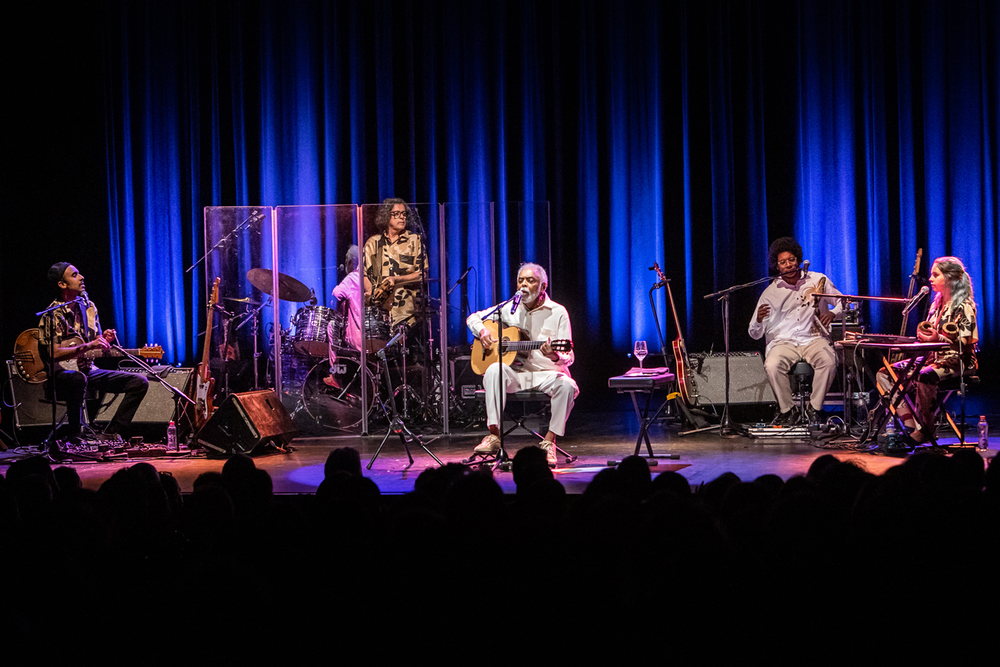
[474, 434, 501, 455]
[539, 439, 557, 467]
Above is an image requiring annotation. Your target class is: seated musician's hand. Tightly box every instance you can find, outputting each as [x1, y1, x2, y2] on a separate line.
[102, 329, 117, 344]
[818, 311, 835, 326]
[382, 276, 397, 288]
[539, 339, 553, 356]
[90, 337, 111, 351]
[756, 304, 771, 323]
[479, 329, 496, 348]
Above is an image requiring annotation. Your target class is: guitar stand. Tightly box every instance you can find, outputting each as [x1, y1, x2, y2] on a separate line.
[366, 338, 442, 471]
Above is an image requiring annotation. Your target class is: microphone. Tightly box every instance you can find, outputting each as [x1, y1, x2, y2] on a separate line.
[309, 288, 318, 307]
[510, 288, 526, 314]
[383, 330, 405, 350]
[447, 267, 473, 295]
[902, 285, 931, 316]
[800, 260, 811, 277]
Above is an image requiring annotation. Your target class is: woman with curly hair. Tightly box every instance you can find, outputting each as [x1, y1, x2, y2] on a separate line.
[877, 256, 979, 443]
[362, 198, 427, 328]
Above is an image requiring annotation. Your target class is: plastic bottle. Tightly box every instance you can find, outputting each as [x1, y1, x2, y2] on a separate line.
[167, 420, 178, 450]
[977, 416, 989, 453]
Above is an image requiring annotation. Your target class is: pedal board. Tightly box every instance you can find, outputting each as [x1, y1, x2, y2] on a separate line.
[746, 423, 813, 438]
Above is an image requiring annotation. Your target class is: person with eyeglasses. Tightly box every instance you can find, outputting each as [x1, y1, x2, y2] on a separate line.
[748, 237, 842, 426]
[362, 198, 428, 328]
[467, 262, 578, 466]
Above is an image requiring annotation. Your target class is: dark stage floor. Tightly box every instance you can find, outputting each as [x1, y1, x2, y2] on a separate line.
[3, 409, 993, 494]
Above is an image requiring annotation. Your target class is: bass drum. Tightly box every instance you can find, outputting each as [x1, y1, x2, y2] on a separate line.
[291, 306, 340, 357]
[300, 355, 376, 431]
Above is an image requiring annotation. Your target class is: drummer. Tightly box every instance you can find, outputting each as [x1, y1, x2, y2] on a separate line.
[330, 245, 363, 353]
[362, 198, 427, 328]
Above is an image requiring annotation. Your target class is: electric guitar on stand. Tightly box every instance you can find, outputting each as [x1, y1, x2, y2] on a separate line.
[193, 277, 220, 429]
[654, 262, 699, 407]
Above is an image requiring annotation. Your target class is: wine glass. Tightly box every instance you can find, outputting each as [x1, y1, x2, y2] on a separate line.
[633, 340, 648, 369]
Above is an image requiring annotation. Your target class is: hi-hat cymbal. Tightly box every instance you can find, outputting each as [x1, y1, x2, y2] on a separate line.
[246, 268, 312, 302]
[225, 296, 263, 306]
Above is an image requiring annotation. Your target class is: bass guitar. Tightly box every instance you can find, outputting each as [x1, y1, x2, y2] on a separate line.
[470, 320, 573, 376]
[654, 262, 699, 406]
[13, 328, 163, 383]
[194, 277, 220, 428]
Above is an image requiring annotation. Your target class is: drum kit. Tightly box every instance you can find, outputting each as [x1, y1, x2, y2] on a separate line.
[244, 267, 442, 435]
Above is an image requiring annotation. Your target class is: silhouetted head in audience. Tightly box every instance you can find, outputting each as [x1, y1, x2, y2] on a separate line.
[651, 470, 691, 497]
[53, 466, 83, 495]
[325, 447, 363, 479]
[806, 454, 840, 482]
[616, 455, 652, 501]
[222, 453, 257, 483]
[512, 446, 553, 491]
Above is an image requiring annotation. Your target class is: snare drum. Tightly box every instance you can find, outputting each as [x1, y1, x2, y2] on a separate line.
[363, 306, 391, 352]
[291, 306, 337, 357]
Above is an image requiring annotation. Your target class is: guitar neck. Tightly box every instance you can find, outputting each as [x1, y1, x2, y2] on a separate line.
[501, 340, 547, 352]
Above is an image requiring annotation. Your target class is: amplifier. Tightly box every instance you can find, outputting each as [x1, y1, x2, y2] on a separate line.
[93, 366, 195, 435]
[688, 352, 776, 406]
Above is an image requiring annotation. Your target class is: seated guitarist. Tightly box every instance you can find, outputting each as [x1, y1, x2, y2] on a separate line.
[38, 262, 148, 446]
[467, 263, 578, 466]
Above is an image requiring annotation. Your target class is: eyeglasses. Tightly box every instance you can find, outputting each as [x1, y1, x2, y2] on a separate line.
[776, 258, 798, 267]
[390, 211, 407, 220]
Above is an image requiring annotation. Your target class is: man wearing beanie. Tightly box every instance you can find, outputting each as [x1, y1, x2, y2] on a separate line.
[38, 262, 148, 447]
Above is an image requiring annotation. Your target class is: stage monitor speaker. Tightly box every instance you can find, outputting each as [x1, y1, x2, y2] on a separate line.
[5, 359, 71, 429]
[689, 352, 776, 406]
[93, 367, 194, 432]
[195, 390, 298, 456]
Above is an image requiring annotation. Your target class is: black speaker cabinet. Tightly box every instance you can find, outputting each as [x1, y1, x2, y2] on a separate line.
[689, 352, 776, 406]
[5, 359, 71, 429]
[195, 390, 298, 456]
[92, 367, 194, 434]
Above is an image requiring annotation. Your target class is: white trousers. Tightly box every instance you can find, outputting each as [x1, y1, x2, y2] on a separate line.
[482, 364, 579, 437]
[764, 339, 837, 412]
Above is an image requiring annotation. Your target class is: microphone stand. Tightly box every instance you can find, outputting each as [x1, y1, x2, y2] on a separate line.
[36, 300, 76, 453]
[704, 274, 775, 438]
[111, 341, 195, 451]
[186, 209, 263, 274]
[366, 330, 442, 471]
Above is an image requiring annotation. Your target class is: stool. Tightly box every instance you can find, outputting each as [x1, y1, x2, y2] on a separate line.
[787, 360, 814, 423]
[931, 374, 980, 445]
[474, 389, 577, 463]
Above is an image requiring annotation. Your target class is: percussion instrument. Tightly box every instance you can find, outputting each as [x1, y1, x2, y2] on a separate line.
[290, 306, 341, 357]
[363, 306, 391, 352]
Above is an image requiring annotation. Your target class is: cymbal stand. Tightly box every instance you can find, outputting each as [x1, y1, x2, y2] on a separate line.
[235, 295, 271, 390]
[367, 331, 442, 471]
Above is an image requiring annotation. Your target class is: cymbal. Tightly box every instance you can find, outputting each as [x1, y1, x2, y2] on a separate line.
[246, 268, 312, 302]
[225, 296, 263, 306]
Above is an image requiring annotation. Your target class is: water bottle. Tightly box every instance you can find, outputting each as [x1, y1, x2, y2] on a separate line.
[167, 420, 178, 450]
[977, 416, 989, 453]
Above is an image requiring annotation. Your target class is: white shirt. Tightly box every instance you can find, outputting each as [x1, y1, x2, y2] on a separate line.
[467, 295, 575, 379]
[748, 271, 842, 354]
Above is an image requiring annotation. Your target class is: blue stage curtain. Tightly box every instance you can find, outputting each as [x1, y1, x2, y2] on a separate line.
[99, 0, 998, 389]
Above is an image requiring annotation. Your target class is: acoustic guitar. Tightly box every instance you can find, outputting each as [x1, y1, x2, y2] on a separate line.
[470, 320, 573, 376]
